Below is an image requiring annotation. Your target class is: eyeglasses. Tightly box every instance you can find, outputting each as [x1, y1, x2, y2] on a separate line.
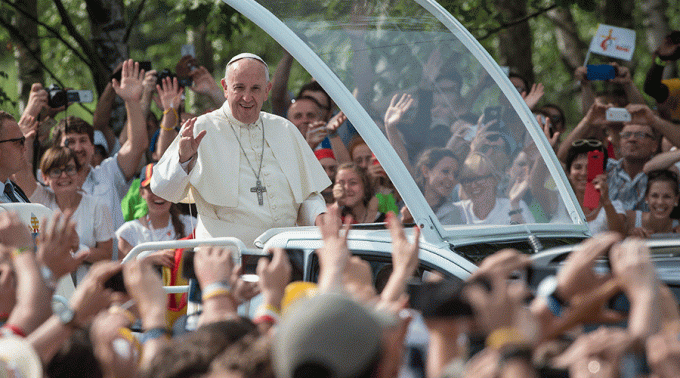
[460, 174, 493, 186]
[48, 165, 78, 178]
[0, 136, 26, 146]
[620, 131, 654, 140]
[572, 139, 602, 147]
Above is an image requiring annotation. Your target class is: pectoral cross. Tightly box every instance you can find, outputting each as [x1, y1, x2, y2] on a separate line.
[250, 180, 267, 206]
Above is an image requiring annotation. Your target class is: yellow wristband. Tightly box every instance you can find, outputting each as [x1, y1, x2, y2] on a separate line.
[161, 107, 179, 131]
[486, 327, 524, 350]
[202, 288, 232, 302]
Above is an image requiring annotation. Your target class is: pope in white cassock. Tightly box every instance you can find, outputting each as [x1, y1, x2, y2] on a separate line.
[151, 53, 331, 246]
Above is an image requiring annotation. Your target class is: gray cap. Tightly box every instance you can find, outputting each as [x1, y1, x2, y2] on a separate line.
[273, 293, 386, 378]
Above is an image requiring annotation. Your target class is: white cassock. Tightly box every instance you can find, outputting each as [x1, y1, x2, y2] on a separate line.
[151, 102, 331, 247]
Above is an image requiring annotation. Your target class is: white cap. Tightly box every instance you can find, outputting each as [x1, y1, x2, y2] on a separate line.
[225, 53, 269, 80]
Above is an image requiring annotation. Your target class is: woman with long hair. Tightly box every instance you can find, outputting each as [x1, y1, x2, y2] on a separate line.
[116, 163, 196, 264]
[627, 170, 680, 237]
[414, 148, 460, 219]
[564, 140, 627, 234]
[332, 163, 377, 224]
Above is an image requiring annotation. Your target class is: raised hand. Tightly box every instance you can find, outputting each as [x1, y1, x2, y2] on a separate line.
[37, 211, 89, 279]
[188, 66, 218, 95]
[256, 248, 291, 307]
[0, 212, 33, 250]
[522, 83, 544, 110]
[178, 117, 207, 163]
[380, 212, 420, 303]
[305, 121, 328, 149]
[69, 261, 122, 327]
[626, 103, 657, 126]
[123, 258, 167, 329]
[142, 249, 175, 268]
[384, 93, 414, 129]
[317, 204, 352, 291]
[194, 246, 235, 289]
[325, 111, 347, 133]
[112, 59, 145, 102]
[23, 83, 49, 118]
[157, 76, 184, 112]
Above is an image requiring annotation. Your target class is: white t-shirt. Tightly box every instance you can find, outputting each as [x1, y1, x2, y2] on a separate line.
[452, 197, 535, 225]
[81, 154, 130, 230]
[30, 185, 114, 248]
[587, 200, 625, 234]
[115, 214, 197, 248]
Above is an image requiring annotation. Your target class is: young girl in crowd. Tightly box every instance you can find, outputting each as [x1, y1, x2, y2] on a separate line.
[17, 146, 114, 283]
[565, 140, 627, 234]
[333, 163, 378, 224]
[116, 163, 196, 264]
[627, 169, 680, 237]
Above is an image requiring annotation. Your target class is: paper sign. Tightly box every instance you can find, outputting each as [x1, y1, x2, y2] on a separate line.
[588, 24, 636, 61]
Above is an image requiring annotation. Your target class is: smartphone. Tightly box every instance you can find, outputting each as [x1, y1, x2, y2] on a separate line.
[606, 107, 631, 122]
[181, 248, 196, 280]
[181, 44, 196, 58]
[407, 279, 473, 318]
[240, 249, 273, 275]
[586, 64, 616, 81]
[583, 150, 604, 209]
[104, 271, 127, 294]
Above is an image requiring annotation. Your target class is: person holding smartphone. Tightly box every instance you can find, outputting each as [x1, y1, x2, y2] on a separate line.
[565, 140, 627, 234]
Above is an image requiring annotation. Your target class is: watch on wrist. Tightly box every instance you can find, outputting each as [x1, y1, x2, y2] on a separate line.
[536, 275, 566, 317]
[53, 301, 78, 328]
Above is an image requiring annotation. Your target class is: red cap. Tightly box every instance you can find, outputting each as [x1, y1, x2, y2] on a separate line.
[314, 148, 336, 161]
[140, 163, 154, 187]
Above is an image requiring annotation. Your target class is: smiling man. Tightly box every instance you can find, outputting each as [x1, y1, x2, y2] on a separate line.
[151, 53, 330, 246]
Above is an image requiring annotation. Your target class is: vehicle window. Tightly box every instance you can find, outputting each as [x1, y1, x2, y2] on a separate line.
[308, 249, 456, 290]
[253, 0, 576, 228]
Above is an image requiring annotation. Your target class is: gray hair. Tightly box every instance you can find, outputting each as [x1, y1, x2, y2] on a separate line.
[225, 53, 270, 82]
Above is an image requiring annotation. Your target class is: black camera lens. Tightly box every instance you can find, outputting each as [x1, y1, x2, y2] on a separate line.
[47, 84, 67, 108]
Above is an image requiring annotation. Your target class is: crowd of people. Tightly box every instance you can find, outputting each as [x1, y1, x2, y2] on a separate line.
[0, 25, 680, 378]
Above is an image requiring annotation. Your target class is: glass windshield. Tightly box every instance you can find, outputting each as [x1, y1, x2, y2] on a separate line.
[249, 0, 577, 229]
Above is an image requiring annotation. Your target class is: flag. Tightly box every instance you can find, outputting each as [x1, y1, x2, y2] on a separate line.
[588, 24, 636, 61]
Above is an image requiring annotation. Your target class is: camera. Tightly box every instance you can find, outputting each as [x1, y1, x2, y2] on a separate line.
[47, 84, 94, 108]
[586, 65, 616, 81]
[156, 69, 192, 88]
[606, 107, 631, 122]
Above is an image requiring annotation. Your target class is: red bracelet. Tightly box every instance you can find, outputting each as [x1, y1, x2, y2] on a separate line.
[3, 323, 27, 337]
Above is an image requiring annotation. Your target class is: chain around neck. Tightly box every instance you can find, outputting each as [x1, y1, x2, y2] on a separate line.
[227, 117, 266, 182]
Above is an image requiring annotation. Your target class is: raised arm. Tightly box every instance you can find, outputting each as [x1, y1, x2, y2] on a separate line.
[270, 51, 294, 117]
[112, 59, 149, 181]
[384, 93, 416, 176]
[154, 76, 184, 160]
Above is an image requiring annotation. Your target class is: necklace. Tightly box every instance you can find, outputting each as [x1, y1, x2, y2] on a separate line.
[228, 118, 267, 206]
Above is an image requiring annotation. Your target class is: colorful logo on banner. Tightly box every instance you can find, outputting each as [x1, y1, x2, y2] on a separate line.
[588, 24, 636, 61]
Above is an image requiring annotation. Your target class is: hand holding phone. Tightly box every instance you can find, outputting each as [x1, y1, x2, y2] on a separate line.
[584, 150, 604, 210]
[586, 65, 616, 81]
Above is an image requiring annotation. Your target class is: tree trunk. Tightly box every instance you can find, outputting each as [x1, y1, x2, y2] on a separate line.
[12, 0, 43, 112]
[85, 0, 128, 133]
[641, 0, 675, 79]
[602, 0, 635, 30]
[495, 0, 534, 85]
[547, 7, 588, 75]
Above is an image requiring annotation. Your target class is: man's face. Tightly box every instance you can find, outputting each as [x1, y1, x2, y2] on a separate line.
[221, 59, 272, 124]
[0, 119, 27, 178]
[61, 132, 95, 168]
[619, 124, 657, 162]
[319, 157, 338, 181]
[288, 99, 322, 135]
[300, 89, 331, 121]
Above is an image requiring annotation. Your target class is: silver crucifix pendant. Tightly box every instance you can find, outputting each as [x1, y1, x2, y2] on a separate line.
[250, 180, 267, 206]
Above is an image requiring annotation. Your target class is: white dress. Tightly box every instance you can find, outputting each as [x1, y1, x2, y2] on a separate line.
[587, 200, 625, 234]
[115, 214, 197, 247]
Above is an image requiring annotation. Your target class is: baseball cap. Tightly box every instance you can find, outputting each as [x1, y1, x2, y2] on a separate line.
[140, 163, 154, 187]
[273, 293, 394, 378]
